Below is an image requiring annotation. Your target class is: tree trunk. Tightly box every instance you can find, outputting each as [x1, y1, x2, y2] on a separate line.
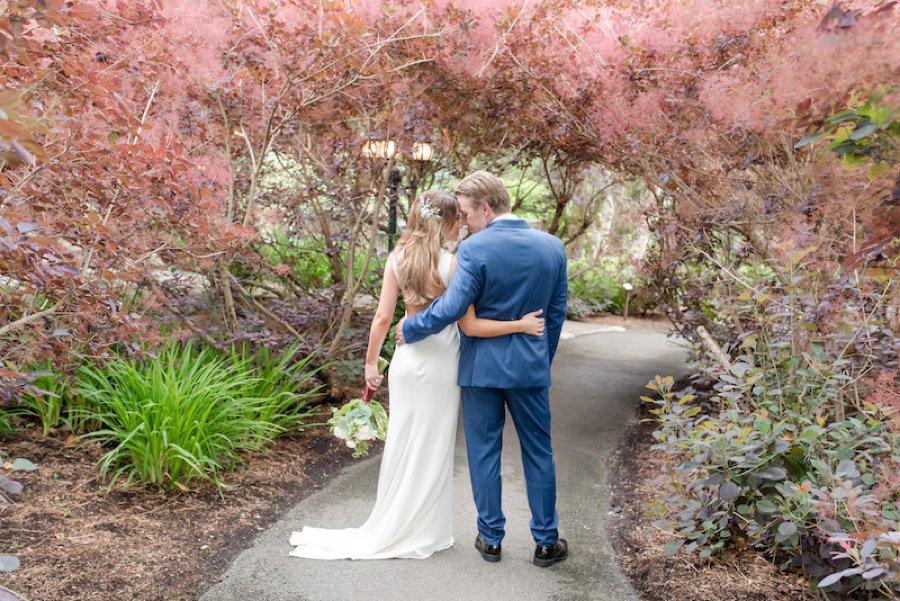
[328, 158, 394, 357]
[218, 259, 238, 331]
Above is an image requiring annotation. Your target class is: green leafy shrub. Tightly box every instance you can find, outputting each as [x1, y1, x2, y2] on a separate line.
[75, 342, 322, 491]
[643, 262, 900, 599]
[795, 87, 899, 179]
[256, 230, 335, 291]
[567, 256, 646, 319]
[645, 373, 898, 598]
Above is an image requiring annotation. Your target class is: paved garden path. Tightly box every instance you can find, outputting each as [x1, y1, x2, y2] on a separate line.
[201, 323, 688, 601]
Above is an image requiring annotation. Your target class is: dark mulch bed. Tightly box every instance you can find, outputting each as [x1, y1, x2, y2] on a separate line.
[608, 414, 814, 601]
[0, 407, 370, 601]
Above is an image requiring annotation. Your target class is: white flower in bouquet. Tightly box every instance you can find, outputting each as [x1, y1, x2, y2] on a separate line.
[332, 424, 351, 442]
[356, 424, 377, 441]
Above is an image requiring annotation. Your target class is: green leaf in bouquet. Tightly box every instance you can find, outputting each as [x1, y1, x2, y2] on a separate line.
[377, 356, 390, 374]
[368, 400, 388, 439]
[352, 441, 371, 458]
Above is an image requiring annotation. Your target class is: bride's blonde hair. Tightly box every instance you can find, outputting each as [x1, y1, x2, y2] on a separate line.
[393, 190, 458, 306]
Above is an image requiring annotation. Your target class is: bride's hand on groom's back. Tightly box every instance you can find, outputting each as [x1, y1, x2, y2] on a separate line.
[520, 309, 545, 337]
[395, 317, 407, 346]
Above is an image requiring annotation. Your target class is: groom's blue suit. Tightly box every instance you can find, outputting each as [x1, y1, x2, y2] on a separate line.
[402, 218, 567, 546]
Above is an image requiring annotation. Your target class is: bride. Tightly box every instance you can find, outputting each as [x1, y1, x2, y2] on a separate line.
[289, 190, 544, 560]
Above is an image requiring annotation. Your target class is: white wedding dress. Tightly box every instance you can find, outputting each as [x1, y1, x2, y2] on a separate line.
[289, 251, 460, 560]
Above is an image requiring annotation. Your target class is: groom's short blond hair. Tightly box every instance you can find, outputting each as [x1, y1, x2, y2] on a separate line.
[455, 170, 511, 214]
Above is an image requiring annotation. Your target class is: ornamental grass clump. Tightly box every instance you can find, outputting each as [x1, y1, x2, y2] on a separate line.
[76, 342, 321, 491]
[229, 343, 324, 441]
[16, 365, 67, 436]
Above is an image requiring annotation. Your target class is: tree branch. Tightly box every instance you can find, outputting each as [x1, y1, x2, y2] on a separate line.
[696, 325, 732, 371]
[152, 284, 221, 349]
[0, 297, 67, 338]
[233, 278, 303, 340]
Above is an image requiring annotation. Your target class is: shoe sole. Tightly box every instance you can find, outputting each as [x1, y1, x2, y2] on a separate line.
[532, 552, 568, 567]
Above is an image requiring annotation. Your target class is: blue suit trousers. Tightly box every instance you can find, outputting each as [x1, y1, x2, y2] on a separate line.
[462, 386, 559, 547]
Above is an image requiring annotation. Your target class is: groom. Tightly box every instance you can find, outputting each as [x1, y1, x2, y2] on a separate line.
[397, 170, 568, 567]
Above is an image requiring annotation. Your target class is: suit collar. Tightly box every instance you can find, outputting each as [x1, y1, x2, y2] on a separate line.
[486, 219, 530, 230]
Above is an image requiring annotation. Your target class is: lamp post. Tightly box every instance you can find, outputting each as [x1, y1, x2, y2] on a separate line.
[362, 139, 434, 253]
[622, 282, 634, 322]
[362, 139, 400, 251]
[387, 168, 401, 252]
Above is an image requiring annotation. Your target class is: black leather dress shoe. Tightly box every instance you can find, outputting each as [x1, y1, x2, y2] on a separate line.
[533, 538, 568, 567]
[475, 535, 501, 562]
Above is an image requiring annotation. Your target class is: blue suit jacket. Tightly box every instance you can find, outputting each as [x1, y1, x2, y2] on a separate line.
[401, 219, 567, 389]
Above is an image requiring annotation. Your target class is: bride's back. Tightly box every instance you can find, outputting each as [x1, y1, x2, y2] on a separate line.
[391, 247, 448, 317]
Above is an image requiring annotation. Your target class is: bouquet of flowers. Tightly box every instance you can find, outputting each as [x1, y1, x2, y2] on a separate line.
[328, 357, 389, 458]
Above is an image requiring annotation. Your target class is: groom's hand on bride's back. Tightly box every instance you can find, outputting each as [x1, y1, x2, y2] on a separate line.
[395, 317, 407, 346]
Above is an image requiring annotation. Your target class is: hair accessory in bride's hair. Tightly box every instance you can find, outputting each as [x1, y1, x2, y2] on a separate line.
[418, 197, 442, 220]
